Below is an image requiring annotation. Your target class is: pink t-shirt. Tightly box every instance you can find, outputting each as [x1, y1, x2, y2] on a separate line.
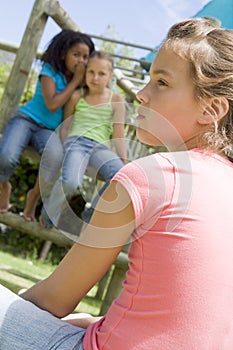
[84, 148, 233, 349]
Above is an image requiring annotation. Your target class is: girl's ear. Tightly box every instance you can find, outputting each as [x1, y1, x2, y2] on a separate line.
[107, 72, 113, 87]
[198, 97, 229, 125]
[109, 72, 113, 81]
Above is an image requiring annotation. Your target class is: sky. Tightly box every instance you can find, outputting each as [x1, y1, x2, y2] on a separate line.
[0, 0, 210, 58]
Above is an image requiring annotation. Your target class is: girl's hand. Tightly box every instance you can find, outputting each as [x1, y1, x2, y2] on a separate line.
[63, 314, 103, 329]
[72, 62, 86, 87]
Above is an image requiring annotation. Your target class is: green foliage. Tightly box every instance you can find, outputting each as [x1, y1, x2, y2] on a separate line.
[10, 157, 38, 213]
[0, 226, 69, 265]
[96, 25, 136, 71]
[0, 56, 12, 100]
[0, 157, 68, 264]
[0, 55, 38, 105]
[114, 45, 135, 69]
[0, 229, 45, 261]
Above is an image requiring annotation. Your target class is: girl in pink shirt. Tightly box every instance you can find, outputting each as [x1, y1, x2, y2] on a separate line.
[1, 17, 233, 349]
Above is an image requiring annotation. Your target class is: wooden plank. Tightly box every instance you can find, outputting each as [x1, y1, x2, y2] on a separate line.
[44, 0, 81, 31]
[0, 212, 76, 247]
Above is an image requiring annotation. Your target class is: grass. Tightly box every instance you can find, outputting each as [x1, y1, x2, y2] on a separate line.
[0, 249, 102, 316]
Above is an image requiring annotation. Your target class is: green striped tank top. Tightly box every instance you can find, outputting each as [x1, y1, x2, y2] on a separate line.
[68, 92, 113, 144]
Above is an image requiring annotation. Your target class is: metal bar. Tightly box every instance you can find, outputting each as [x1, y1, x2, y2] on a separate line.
[114, 66, 149, 75]
[85, 33, 156, 52]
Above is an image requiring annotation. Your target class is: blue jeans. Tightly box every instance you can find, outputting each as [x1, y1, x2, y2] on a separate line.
[0, 114, 63, 183]
[42, 136, 124, 227]
[0, 284, 85, 349]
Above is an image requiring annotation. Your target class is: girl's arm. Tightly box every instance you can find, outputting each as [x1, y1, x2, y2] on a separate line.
[64, 314, 103, 328]
[20, 180, 135, 318]
[111, 93, 127, 164]
[41, 62, 86, 112]
[60, 90, 81, 142]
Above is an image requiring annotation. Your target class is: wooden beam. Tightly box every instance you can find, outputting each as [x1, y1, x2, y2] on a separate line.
[44, 0, 81, 31]
[0, 0, 49, 132]
[114, 68, 138, 100]
[0, 212, 76, 247]
[0, 212, 129, 268]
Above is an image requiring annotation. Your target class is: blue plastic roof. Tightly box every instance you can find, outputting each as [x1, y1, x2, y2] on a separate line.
[141, 0, 233, 71]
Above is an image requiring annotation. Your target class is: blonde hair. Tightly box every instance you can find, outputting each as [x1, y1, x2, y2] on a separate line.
[164, 17, 233, 160]
[88, 50, 114, 71]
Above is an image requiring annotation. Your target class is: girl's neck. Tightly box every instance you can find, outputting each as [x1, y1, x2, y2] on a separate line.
[178, 137, 199, 151]
[175, 137, 229, 161]
[87, 86, 109, 95]
[84, 88, 111, 106]
[164, 135, 200, 152]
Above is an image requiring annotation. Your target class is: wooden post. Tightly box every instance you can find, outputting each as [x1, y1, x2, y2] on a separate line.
[114, 68, 137, 100]
[99, 258, 129, 315]
[39, 240, 53, 260]
[0, 0, 49, 132]
[44, 0, 81, 31]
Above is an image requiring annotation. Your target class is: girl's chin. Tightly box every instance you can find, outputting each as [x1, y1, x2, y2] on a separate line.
[136, 128, 163, 147]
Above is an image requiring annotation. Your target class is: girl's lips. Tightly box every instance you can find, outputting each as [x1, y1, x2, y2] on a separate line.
[89, 82, 99, 87]
[136, 106, 147, 121]
[136, 114, 145, 121]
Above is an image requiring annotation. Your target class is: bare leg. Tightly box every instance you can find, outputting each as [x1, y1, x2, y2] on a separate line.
[23, 176, 46, 222]
[39, 214, 46, 228]
[0, 180, 12, 213]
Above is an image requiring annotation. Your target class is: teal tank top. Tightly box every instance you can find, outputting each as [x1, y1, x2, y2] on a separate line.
[68, 92, 113, 144]
[18, 63, 67, 130]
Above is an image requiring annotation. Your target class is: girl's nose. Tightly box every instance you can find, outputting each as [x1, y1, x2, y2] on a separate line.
[78, 56, 86, 64]
[136, 84, 149, 104]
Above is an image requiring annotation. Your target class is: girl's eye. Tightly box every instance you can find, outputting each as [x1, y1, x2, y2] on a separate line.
[157, 79, 168, 86]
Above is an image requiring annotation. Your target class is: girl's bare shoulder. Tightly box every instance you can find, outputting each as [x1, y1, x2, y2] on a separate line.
[111, 92, 124, 103]
[72, 88, 82, 99]
[70, 88, 83, 104]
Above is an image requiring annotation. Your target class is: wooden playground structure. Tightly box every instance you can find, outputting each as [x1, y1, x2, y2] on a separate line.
[0, 0, 155, 314]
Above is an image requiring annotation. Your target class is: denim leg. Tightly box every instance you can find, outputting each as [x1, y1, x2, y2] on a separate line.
[61, 136, 92, 191]
[32, 129, 64, 183]
[42, 136, 92, 228]
[0, 116, 63, 185]
[0, 284, 85, 350]
[41, 177, 67, 227]
[0, 116, 37, 183]
[82, 144, 124, 222]
[90, 144, 124, 182]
